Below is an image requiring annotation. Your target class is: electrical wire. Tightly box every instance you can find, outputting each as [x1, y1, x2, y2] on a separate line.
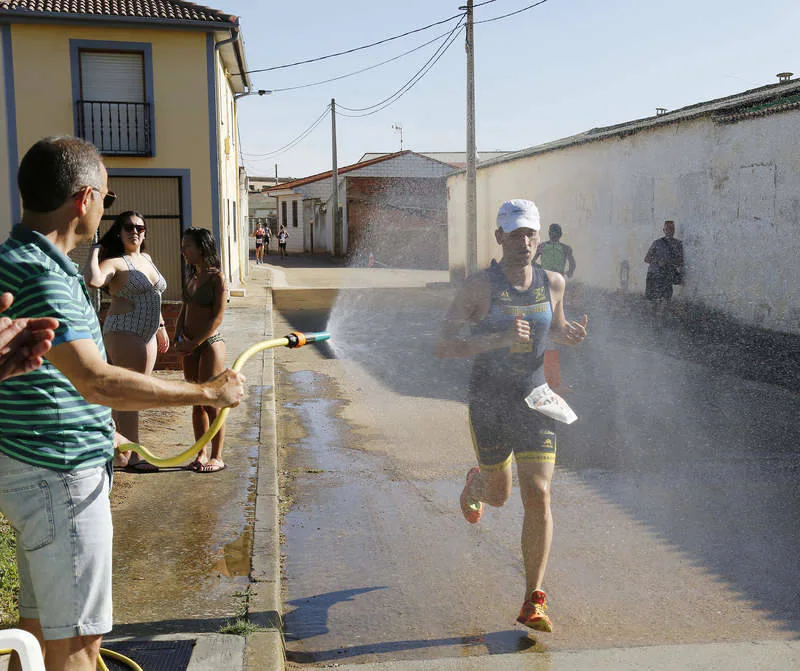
[269, 28, 458, 93]
[337, 16, 466, 116]
[242, 105, 331, 159]
[245, 12, 465, 74]
[476, 0, 551, 24]
[473, 0, 500, 6]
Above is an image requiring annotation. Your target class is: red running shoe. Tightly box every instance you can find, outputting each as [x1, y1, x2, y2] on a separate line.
[517, 589, 552, 632]
[459, 466, 482, 524]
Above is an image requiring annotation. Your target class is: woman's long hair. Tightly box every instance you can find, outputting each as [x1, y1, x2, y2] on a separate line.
[182, 227, 221, 278]
[96, 211, 147, 261]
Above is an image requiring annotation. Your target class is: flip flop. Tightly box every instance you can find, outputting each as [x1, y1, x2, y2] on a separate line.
[196, 461, 226, 473]
[186, 459, 205, 472]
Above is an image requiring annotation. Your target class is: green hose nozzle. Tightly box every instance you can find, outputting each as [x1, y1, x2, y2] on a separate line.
[286, 331, 331, 348]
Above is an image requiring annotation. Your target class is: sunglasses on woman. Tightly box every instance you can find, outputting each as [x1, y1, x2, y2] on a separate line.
[122, 223, 146, 233]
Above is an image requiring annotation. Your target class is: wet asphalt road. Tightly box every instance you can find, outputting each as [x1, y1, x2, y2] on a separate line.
[271, 256, 800, 668]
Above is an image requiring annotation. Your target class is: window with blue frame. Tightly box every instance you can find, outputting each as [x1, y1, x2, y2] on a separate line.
[70, 40, 155, 156]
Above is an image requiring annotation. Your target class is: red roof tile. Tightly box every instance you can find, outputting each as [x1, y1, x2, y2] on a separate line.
[0, 0, 236, 24]
[269, 151, 410, 192]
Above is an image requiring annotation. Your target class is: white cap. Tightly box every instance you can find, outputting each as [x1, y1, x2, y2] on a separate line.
[496, 199, 541, 233]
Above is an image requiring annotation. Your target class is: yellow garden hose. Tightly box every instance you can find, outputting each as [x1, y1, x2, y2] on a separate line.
[1, 332, 330, 670]
[118, 331, 330, 468]
[97, 648, 143, 671]
[0, 647, 143, 671]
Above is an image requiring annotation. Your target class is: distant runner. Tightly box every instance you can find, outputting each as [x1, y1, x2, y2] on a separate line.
[253, 223, 266, 265]
[436, 199, 587, 634]
[278, 226, 288, 258]
[534, 223, 577, 392]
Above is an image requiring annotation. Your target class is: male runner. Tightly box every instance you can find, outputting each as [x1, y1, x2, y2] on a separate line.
[435, 199, 587, 633]
[534, 223, 575, 278]
[533, 223, 577, 392]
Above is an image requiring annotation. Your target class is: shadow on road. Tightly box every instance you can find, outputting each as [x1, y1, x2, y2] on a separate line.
[284, 586, 387, 640]
[286, 626, 543, 665]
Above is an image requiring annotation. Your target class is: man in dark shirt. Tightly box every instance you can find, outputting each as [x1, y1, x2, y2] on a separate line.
[645, 220, 683, 303]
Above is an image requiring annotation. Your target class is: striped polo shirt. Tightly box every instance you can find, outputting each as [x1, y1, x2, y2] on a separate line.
[0, 225, 113, 470]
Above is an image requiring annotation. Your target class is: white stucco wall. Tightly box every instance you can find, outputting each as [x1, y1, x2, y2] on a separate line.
[216, 53, 243, 287]
[447, 111, 800, 334]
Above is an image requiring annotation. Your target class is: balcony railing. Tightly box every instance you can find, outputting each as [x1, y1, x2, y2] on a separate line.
[76, 100, 152, 156]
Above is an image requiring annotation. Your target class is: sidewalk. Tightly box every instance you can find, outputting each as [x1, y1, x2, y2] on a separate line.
[98, 263, 283, 670]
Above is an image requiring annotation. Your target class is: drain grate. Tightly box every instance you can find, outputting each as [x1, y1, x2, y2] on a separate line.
[101, 639, 194, 671]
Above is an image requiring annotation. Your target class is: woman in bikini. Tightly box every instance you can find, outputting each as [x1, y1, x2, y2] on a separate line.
[83, 211, 169, 472]
[174, 228, 228, 473]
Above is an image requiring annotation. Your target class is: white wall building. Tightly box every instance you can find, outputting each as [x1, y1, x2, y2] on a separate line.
[269, 150, 456, 259]
[447, 78, 800, 335]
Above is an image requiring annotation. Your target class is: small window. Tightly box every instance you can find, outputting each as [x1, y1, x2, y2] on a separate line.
[72, 42, 154, 156]
[281, 201, 288, 227]
[292, 200, 298, 227]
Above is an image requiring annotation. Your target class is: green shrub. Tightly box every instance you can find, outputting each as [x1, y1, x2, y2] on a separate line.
[0, 514, 19, 625]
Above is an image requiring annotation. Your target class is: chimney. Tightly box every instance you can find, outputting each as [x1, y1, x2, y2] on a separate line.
[655, 107, 668, 116]
[777, 72, 793, 83]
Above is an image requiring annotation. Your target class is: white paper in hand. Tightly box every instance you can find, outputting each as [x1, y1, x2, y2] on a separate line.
[524, 383, 578, 424]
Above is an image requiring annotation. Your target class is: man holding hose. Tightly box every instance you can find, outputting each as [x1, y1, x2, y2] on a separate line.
[436, 199, 587, 634]
[0, 136, 246, 671]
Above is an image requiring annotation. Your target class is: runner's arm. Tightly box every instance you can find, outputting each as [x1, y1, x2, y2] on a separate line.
[546, 271, 587, 346]
[46, 337, 245, 410]
[565, 244, 576, 278]
[435, 274, 525, 358]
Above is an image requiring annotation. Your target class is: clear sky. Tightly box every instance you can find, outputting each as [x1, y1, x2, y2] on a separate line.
[223, 0, 800, 179]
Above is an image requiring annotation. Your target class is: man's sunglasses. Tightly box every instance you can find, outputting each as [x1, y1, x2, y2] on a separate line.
[122, 223, 146, 233]
[74, 186, 117, 209]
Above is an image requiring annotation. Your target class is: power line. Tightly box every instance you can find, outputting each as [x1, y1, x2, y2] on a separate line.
[476, 0, 551, 24]
[246, 12, 465, 74]
[473, 0, 500, 6]
[270, 28, 457, 93]
[337, 16, 466, 115]
[242, 105, 331, 159]
[337, 18, 467, 119]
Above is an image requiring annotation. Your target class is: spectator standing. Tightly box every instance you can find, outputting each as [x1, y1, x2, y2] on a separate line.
[0, 136, 245, 671]
[644, 220, 684, 321]
[83, 211, 169, 472]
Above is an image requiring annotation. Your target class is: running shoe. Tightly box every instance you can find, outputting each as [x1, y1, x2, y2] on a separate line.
[459, 466, 482, 524]
[517, 589, 552, 632]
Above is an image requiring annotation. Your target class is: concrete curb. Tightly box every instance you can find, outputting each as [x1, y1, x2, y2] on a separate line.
[187, 634, 247, 670]
[246, 272, 286, 671]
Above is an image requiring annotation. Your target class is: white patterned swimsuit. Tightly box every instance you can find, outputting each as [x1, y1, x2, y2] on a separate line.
[103, 255, 167, 342]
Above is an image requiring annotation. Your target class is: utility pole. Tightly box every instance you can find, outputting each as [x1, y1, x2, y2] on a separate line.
[331, 98, 341, 256]
[465, 0, 478, 276]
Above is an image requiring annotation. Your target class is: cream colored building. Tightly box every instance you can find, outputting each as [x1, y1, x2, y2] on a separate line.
[0, 0, 254, 299]
[448, 78, 800, 334]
